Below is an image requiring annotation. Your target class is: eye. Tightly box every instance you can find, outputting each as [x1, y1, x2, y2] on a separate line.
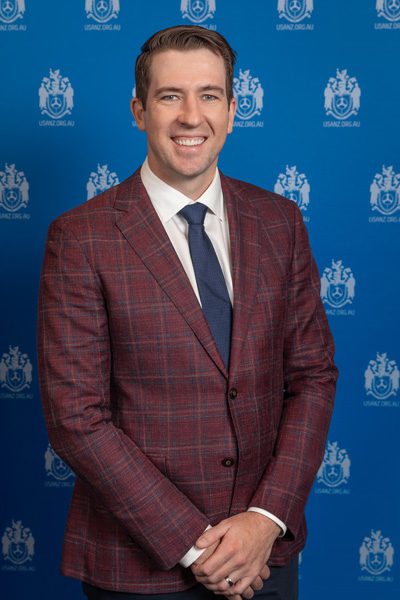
[161, 94, 179, 102]
[203, 94, 218, 101]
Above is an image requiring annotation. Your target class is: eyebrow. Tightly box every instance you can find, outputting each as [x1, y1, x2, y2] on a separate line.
[154, 85, 226, 96]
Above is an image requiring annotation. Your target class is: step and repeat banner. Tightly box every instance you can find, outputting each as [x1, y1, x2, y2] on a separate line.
[1, 1, 399, 599]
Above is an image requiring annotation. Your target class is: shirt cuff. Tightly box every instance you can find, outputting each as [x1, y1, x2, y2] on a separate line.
[179, 525, 211, 568]
[247, 507, 287, 538]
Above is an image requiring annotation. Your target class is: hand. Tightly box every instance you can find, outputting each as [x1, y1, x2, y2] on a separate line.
[231, 564, 269, 600]
[191, 541, 219, 570]
[191, 512, 280, 596]
[192, 541, 247, 600]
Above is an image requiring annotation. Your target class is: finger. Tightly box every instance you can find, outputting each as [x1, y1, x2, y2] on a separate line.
[191, 542, 219, 569]
[250, 576, 264, 591]
[195, 521, 230, 549]
[192, 545, 236, 581]
[214, 586, 243, 596]
[212, 575, 254, 596]
[240, 585, 255, 600]
[230, 575, 260, 596]
[199, 575, 247, 595]
[259, 564, 270, 580]
[194, 554, 247, 586]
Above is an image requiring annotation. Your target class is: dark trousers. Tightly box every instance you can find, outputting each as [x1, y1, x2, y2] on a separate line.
[82, 557, 298, 600]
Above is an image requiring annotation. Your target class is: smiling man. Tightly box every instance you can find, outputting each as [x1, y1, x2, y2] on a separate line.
[38, 25, 337, 600]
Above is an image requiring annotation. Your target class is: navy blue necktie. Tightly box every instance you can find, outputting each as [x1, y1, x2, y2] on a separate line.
[179, 202, 232, 368]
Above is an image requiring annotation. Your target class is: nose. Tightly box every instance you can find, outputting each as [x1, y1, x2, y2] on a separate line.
[177, 95, 203, 128]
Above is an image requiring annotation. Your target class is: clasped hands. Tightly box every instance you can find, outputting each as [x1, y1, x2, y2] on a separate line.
[191, 512, 280, 600]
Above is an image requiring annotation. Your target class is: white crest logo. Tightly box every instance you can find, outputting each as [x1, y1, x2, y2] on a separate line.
[360, 530, 394, 576]
[233, 69, 264, 121]
[324, 69, 361, 121]
[321, 260, 355, 309]
[365, 352, 399, 400]
[317, 441, 351, 488]
[39, 69, 74, 120]
[85, 0, 120, 23]
[45, 444, 74, 481]
[376, 0, 400, 21]
[0, 346, 32, 393]
[2, 520, 35, 565]
[181, 0, 216, 23]
[274, 166, 310, 211]
[277, 0, 313, 23]
[0, 0, 25, 24]
[370, 165, 400, 216]
[87, 164, 119, 200]
[0, 163, 29, 213]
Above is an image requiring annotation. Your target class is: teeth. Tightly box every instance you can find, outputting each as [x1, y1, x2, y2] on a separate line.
[173, 137, 205, 146]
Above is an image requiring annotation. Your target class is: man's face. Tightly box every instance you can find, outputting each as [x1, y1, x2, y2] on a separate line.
[132, 48, 236, 197]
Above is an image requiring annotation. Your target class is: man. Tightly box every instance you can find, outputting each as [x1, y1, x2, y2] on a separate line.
[38, 25, 337, 600]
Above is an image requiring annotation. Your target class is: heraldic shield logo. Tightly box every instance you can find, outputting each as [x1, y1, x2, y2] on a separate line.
[324, 69, 361, 121]
[376, 0, 400, 21]
[277, 0, 313, 23]
[87, 164, 119, 200]
[181, 0, 216, 24]
[360, 530, 394, 576]
[321, 260, 355, 309]
[0, 163, 29, 213]
[317, 441, 351, 488]
[39, 69, 74, 120]
[45, 444, 74, 481]
[2, 520, 34, 565]
[274, 166, 310, 212]
[233, 69, 264, 121]
[365, 352, 399, 400]
[85, 0, 120, 23]
[370, 165, 400, 216]
[0, 346, 32, 393]
[0, 0, 25, 23]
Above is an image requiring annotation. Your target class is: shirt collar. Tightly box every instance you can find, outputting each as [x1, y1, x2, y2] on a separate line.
[140, 157, 224, 224]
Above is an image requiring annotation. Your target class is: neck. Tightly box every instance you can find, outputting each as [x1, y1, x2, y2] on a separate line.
[170, 176, 215, 200]
[147, 160, 217, 200]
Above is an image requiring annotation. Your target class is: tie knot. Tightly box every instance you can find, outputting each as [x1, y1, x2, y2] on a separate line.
[179, 202, 208, 226]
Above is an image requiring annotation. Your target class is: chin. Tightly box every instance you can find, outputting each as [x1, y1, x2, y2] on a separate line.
[175, 160, 215, 179]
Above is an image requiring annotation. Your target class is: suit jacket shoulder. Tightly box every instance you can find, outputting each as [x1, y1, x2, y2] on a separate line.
[48, 170, 141, 238]
[220, 172, 301, 228]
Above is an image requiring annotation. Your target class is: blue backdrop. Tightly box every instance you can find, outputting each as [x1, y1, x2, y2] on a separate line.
[1, 1, 399, 599]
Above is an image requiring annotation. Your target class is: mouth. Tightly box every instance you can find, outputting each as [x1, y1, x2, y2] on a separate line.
[172, 136, 206, 147]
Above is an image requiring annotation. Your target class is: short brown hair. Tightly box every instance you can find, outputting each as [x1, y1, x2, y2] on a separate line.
[135, 25, 236, 108]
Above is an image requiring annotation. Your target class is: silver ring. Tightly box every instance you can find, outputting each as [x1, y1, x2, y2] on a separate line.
[225, 576, 235, 587]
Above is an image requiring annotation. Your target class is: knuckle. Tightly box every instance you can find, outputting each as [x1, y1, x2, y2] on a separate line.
[201, 565, 213, 578]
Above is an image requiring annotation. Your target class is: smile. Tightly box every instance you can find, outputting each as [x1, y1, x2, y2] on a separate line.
[172, 137, 206, 146]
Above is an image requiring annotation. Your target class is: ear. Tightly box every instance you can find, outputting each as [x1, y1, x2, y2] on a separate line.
[227, 97, 236, 134]
[131, 97, 146, 131]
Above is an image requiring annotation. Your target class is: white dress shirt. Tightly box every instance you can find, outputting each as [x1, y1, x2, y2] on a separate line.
[140, 159, 287, 567]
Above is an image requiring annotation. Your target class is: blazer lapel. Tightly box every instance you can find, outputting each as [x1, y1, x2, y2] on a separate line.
[221, 174, 261, 378]
[114, 170, 228, 378]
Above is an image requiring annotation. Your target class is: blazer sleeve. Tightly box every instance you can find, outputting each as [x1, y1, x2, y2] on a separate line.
[37, 221, 209, 570]
[249, 202, 338, 540]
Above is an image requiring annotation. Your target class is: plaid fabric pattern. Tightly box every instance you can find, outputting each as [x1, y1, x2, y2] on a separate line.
[37, 170, 337, 593]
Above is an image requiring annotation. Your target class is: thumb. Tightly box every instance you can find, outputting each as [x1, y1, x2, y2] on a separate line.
[195, 521, 230, 548]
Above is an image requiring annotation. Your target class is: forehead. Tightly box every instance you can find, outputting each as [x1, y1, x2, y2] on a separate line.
[148, 48, 227, 91]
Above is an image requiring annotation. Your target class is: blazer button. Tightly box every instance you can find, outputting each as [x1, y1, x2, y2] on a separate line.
[221, 457, 235, 467]
[229, 388, 238, 400]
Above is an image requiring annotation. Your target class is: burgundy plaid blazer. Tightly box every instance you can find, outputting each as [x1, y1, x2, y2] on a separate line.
[37, 170, 337, 593]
